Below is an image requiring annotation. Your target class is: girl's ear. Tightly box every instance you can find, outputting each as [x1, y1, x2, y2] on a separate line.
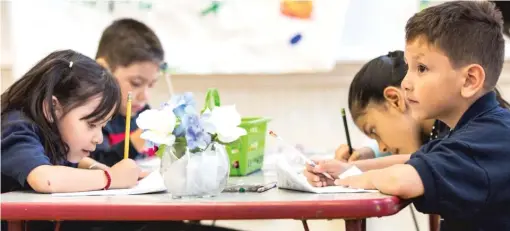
[43, 96, 63, 123]
[383, 86, 407, 113]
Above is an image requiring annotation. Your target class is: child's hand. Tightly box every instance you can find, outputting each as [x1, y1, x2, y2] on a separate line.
[138, 170, 150, 180]
[130, 129, 146, 153]
[303, 159, 350, 187]
[109, 159, 141, 189]
[334, 145, 375, 162]
[335, 172, 376, 190]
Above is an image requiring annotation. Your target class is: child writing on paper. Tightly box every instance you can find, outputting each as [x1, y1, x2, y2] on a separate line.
[308, 2, 510, 230]
[92, 18, 165, 167]
[1, 49, 143, 194]
[0, 50, 140, 231]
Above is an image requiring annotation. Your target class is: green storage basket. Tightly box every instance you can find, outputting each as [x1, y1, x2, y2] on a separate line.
[203, 88, 271, 176]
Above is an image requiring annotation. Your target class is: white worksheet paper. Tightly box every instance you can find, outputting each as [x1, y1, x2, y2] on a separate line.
[276, 160, 378, 193]
[51, 171, 167, 197]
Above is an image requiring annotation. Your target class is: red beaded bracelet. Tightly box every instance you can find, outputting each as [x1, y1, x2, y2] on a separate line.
[103, 170, 111, 190]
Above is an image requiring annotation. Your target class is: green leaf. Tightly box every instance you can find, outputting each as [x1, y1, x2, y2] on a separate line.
[173, 137, 187, 159]
[155, 144, 167, 158]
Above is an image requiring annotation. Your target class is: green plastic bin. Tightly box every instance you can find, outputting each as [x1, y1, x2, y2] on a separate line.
[203, 88, 271, 176]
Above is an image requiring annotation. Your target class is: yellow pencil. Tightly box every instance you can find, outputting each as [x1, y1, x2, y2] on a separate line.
[124, 92, 133, 159]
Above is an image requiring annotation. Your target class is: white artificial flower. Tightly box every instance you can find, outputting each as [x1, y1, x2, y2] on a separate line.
[136, 107, 177, 146]
[205, 105, 247, 143]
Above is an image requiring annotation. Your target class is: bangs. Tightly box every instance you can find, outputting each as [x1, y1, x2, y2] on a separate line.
[81, 91, 120, 123]
[80, 78, 121, 123]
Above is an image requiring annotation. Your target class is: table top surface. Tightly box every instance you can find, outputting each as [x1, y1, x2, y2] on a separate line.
[1, 171, 406, 221]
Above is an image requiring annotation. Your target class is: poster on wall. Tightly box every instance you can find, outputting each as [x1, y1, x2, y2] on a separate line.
[133, 0, 350, 74]
[10, 0, 349, 76]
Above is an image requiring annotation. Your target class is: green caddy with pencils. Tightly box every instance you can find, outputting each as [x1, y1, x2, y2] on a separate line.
[203, 88, 271, 176]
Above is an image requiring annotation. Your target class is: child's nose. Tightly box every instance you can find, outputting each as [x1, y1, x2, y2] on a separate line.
[378, 142, 389, 153]
[137, 88, 150, 102]
[93, 131, 103, 144]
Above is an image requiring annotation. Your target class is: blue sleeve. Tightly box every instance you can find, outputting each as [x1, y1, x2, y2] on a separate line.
[406, 139, 488, 218]
[1, 121, 51, 187]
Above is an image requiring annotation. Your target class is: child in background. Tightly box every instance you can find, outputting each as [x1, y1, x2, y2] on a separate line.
[92, 18, 238, 231]
[93, 18, 164, 167]
[308, 2, 510, 230]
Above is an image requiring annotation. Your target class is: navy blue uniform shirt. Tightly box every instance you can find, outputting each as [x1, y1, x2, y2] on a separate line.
[1, 110, 78, 193]
[407, 91, 510, 231]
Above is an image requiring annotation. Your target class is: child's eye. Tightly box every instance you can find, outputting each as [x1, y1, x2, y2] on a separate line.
[88, 123, 98, 129]
[130, 81, 142, 88]
[365, 128, 377, 137]
[417, 64, 428, 73]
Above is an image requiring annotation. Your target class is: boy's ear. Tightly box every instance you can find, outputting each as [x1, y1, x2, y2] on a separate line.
[383, 86, 407, 112]
[461, 64, 485, 98]
[43, 96, 63, 123]
[96, 57, 111, 71]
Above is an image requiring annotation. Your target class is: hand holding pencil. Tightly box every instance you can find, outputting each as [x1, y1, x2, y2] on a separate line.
[105, 91, 149, 189]
[303, 159, 352, 187]
[335, 109, 375, 162]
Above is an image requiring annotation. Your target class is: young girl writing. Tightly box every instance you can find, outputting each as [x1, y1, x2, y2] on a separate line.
[1, 49, 143, 194]
[1, 49, 238, 231]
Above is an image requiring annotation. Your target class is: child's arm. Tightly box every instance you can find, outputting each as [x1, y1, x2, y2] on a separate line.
[27, 165, 107, 193]
[1, 121, 139, 193]
[335, 164, 424, 198]
[26, 159, 140, 193]
[351, 154, 411, 171]
[371, 164, 424, 198]
[77, 157, 110, 170]
[338, 139, 489, 216]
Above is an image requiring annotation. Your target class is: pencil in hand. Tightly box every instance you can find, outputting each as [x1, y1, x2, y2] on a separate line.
[341, 108, 353, 154]
[124, 92, 133, 159]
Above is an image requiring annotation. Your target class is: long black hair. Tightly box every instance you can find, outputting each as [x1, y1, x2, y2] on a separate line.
[348, 50, 510, 119]
[1, 50, 121, 164]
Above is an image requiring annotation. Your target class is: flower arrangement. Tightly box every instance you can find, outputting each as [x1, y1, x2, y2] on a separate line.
[136, 92, 247, 159]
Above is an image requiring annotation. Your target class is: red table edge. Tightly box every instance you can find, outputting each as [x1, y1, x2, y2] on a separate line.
[1, 197, 408, 221]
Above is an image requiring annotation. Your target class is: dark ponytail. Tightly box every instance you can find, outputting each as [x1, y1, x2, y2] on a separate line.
[348, 50, 408, 119]
[494, 87, 510, 109]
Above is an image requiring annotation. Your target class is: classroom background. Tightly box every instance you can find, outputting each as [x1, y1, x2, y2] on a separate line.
[2, 0, 510, 230]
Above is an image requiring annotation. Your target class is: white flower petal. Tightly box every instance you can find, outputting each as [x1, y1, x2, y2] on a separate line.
[217, 127, 247, 143]
[136, 108, 176, 134]
[136, 109, 162, 130]
[140, 131, 176, 146]
[202, 121, 217, 134]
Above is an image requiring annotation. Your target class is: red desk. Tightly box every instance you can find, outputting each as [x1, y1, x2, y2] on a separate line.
[2, 189, 406, 231]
